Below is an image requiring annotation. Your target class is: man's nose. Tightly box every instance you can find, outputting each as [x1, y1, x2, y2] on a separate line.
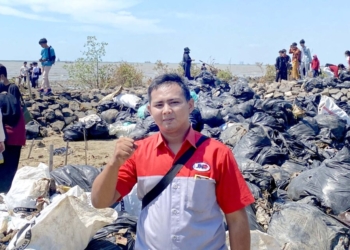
[162, 103, 173, 115]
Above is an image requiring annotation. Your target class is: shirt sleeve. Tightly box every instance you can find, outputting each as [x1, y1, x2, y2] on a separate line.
[216, 148, 255, 214]
[116, 154, 137, 201]
[0, 110, 5, 142]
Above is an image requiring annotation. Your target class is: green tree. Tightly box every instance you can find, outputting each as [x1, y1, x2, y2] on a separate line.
[63, 36, 112, 89]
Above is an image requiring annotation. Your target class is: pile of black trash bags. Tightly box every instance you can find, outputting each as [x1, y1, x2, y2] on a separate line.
[56, 73, 350, 248]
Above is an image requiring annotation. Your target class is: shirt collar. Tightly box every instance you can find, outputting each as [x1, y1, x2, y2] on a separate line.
[155, 127, 197, 149]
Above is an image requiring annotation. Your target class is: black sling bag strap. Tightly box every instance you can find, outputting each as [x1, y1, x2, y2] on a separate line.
[141, 135, 208, 209]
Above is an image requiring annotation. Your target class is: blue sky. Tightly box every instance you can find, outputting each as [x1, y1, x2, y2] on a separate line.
[0, 0, 349, 65]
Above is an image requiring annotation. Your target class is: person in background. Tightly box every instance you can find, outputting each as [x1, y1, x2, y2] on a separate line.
[182, 47, 195, 80]
[0, 64, 26, 193]
[31, 62, 40, 89]
[275, 50, 288, 82]
[345, 51, 350, 70]
[281, 49, 292, 80]
[38, 38, 55, 95]
[325, 63, 339, 78]
[311, 55, 320, 78]
[289, 43, 301, 80]
[299, 39, 312, 79]
[19, 61, 28, 86]
[28, 63, 33, 86]
[201, 63, 207, 71]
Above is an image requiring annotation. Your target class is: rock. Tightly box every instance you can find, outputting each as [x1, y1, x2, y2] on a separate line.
[285, 91, 293, 97]
[62, 108, 74, 117]
[101, 109, 119, 124]
[347, 92, 350, 99]
[39, 127, 48, 137]
[55, 109, 64, 121]
[298, 92, 306, 98]
[69, 101, 80, 111]
[91, 101, 99, 108]
[266, 88, 275, 94]
[36, 141, 46, 148]
[329, 88, 340, 95]
[270, 82, 281, 89]
[332, 92, 344, 101]
[36, 117, 47, 126]
[44, 109, 56, 122]
[321, 88, 330, 96]
[74, 111, 86, 119]
[85, 110, 97, 116]
[56, 100, 69, 109]
[341, 96, 348, 102]
[95, 94, 105, 102]
[24, 101, 34, 108]
[30, 111, 41, 119]
[311, 88, 322, 94]
[90, 89, 101, 95]
[51, 120, 65, 132]
[31, 103, 40, 112]
[101, 89, 113, 95]
[279, 86, 292, 93]
[64, 115, 78, 126]
[49, 104, 61, 110]
[264, 93, 274, 99]
[341, 88, 348, 94]
[273, 91, 284, 98]
[80, 93, 92, 102]
[80, 102, 93, 112]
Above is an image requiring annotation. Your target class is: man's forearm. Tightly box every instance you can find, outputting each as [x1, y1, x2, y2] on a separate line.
[91, 162, 121, 208]
[226, 209, 250, 250]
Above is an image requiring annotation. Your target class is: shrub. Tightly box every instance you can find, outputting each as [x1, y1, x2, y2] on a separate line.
[256, 62, 276, 83]
[112, 62, 144, 88]
[217, 68, 234, 82]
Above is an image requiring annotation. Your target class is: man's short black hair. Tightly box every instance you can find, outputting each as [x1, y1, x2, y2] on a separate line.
[338, 64, 346, 69]
[300, 39, 305, 44]
[279, 50, 282, 53]
[148, 73, 191, 102]
[24, 61, 27, 64]
[325, 63, 335, 67]
[282, 49, 286, 53]
[292, 42, 297, 46]
[0, 64, 7, 78]
[345, 50, 350, 56]
[39, 38, 47, 44]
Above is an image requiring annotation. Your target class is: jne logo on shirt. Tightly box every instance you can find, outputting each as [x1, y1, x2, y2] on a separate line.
[192, 162, 210, 172]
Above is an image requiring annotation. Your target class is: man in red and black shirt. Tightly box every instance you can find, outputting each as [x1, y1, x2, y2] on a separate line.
[92, 73, 254, 250]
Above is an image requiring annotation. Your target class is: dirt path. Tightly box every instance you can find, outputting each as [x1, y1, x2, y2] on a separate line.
[19, 135, 116, 169]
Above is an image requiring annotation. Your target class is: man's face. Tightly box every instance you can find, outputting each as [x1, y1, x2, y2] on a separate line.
[40, 43, 45, 48]
[148, 83, 194, 134]
[24, 63, 27, 67]
[300, 43, 305, 47]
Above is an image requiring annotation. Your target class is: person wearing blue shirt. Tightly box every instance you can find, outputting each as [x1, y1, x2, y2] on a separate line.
[38, 38, 55, 95]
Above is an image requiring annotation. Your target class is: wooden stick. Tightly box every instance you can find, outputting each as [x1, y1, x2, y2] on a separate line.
[49, 145, 54, 172]
[27, 139, 35, 159]
[83, 128, 87, 165]
[64, 141, 69, 165]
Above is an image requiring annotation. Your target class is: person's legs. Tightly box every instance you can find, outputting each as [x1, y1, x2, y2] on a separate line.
[0, 145, 22, 193]
[275, 71, 281, 82]
[281, 70, 288, 80]
[185, 63, 191, 79]
[292, 61, 298, 80]
[41, 66, 51, 91]
[299, 62, 305, 79]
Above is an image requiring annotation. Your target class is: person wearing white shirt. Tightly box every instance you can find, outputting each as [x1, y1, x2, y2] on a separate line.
[31, 62, 40, 88]
[19, 61, 28, 85]
[299, 39, 312, 79]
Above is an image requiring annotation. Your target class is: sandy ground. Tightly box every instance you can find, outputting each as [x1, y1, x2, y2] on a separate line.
[19, 135, 116, 169]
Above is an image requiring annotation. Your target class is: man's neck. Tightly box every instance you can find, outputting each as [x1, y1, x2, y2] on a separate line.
[162, 125, 191, 146]
[3, 79, 10, 85]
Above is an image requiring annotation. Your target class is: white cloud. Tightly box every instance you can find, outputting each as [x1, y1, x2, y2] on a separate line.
[0, 0, 169, 33]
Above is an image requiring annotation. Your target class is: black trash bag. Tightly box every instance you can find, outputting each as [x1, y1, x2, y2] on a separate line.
[222, 113, 242, 123]
[219, 123, 249, 147]
[314, 114, 347, 141]
[323, 77, 338, 88]
[287, 117, 320, 140]
[288, 145, 350, 215]
[229, 83, 255, 103]
[114, 110, 137, 123]
[236, 157, 275, 192]
[198, 106, 224, 127]
[264, 165, 291, 189]
[97, 100, 119, 113]
[339, 71, 350, 82]
[201, 124, 221, 138]
[230, 100, 254, 118]
[267, 203, 350, 250]
[255, 145, 287, 166]
[142, 116, 159, 133]
[261, 99, 294, 126]
[294, 95, 321, 117]
[336, 81, 350, 88]
[89, 121, 110, 139]
[50, 165, 100, 192]
[86, 212, 137, 250]
[233, 126, 271, 161]
[271, 189, 292, 206]
[246, 181, 262, 200]
[281, 161, 307, 176]
[101, 109, 119, 124]
[63, 122, 85, 142]
[128, 128, 148, 141]
[246, 205, 265, 232]
[250, 112, 284, 131]
[25, 120, 40, 139]
[303, 78, 323, 92]
[189, 108, 203, 132]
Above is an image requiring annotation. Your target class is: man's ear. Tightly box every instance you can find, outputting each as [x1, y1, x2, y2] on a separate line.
[188, 98, 195, 113]
[147, 104, 152, 116]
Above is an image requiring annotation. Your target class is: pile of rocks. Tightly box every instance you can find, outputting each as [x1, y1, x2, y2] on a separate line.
[24, 87, 147, 137]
